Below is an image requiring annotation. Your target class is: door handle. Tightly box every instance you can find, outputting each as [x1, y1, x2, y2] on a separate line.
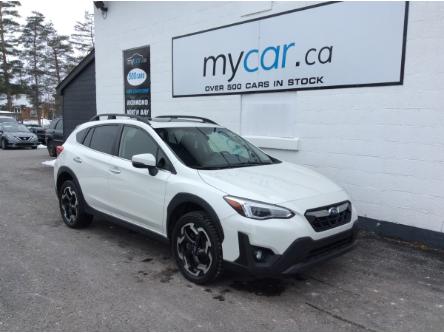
[73, 157, 82, 163]
[109, 167, 121, 174]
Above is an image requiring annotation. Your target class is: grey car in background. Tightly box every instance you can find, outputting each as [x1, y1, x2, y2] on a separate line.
[0, 123, 39, 150]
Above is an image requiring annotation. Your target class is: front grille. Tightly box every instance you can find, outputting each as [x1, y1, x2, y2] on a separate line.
[15, 136, 31, 141]
[308, 235, 354, 259]
[304, 201, 352, 232]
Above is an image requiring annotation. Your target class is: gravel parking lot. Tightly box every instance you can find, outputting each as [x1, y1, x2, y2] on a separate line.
[1, 149, 443, 331]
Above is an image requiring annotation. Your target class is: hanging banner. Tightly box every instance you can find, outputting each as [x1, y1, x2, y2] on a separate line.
[172, 2, 408, 97]
[123, 46, 151, 116]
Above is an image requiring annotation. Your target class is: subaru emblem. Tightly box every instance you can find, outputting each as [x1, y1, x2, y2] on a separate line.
[328, 207, 339, 216]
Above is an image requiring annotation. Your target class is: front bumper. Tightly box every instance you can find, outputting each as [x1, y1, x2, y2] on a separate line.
[5, 141, 38, 148]
[226, 225, 357, 276]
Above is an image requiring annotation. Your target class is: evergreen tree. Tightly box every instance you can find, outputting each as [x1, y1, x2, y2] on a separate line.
[0, 1, 21, 111]
[71, 11, 94, 57]
[46, 22, 75, 85]
[45, 22, 76, 116]
[20, 11, 47, 124]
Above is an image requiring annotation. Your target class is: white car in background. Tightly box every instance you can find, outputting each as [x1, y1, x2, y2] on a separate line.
[54, 114, 357, 284]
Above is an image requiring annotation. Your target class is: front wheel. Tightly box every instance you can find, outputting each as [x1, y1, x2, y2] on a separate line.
[172, 211, 223, 284]
[59, 180, 93, 228]
[1, 139, 8, 150]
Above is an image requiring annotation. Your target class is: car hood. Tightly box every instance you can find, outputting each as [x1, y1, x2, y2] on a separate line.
[4, 131, 32, 136]
[198, 161, 343, 204]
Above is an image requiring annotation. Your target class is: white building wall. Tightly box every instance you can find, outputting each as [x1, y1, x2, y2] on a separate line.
[94, 1, 444, 233]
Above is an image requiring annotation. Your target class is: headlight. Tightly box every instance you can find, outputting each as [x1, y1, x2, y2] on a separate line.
[5, 134, 17, 142]
[224, 195, 294, 220]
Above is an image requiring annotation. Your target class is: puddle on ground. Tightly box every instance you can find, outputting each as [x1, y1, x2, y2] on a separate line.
[212, 288, 231, 301]
[158, 267, 179, 283]
[229, 278, 288, 296]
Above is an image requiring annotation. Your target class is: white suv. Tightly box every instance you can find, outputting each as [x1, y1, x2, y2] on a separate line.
[54, 114, 357, 284]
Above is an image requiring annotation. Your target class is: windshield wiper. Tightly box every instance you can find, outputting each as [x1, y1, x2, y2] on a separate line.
[195, 166, 230, 170]
[225, 162, 272, 168]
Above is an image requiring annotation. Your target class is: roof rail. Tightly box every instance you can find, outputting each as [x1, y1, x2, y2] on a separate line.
[154, 115, 218, 125]
[89, 113, 151, 124]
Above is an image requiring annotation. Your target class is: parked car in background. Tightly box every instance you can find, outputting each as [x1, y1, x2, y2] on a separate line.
[0, 116, 18, 124]
[0, 123, 39, 149]
[25, 124, 46, 144]
[54, 114, 357, 284]
[46, 118, 64, 157]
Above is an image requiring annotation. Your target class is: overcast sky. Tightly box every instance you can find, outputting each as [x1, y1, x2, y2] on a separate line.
[19, 0, 94, 36]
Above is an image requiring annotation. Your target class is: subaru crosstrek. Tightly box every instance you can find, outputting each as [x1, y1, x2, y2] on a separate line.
[54, 114, 357, 284]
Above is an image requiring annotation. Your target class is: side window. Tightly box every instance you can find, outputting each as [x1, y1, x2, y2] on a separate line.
[76, 128, 89, 144]
[83, 127, 94, 147]
[89, 125, 119, 154]
[50, 120, 58, 129]
[55, 120, 63, 131]
[118, 126, 158, 160]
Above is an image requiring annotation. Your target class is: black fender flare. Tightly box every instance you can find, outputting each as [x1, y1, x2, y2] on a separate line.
[56, 166, 90, 211]
[166, 193, 224, 241]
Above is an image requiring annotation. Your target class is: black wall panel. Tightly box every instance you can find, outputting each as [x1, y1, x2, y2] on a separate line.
[62, 60, 96, 140]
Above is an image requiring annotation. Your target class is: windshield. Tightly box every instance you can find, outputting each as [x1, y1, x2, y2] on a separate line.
[1, 124, 30, 133]
[0, 117, 16, 123]
[155, 127, 278, 169]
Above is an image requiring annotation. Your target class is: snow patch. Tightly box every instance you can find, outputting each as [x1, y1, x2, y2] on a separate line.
[38, 144, 46, 149]
[42, 160, 56, 167]
[23, 119, 51, 127]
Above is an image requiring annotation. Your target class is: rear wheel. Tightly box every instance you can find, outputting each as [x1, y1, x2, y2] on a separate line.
[47, 141, 56, 157]
[1, 139, 8, 150]
[59, 180, 93, 228]
[172, 211, 223, 284]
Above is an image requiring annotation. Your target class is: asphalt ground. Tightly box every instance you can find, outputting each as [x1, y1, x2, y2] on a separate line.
[0, 148, 443, 331]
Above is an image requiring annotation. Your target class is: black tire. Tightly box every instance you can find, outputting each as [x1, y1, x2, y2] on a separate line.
[1, 139, 8, 150]
[32, 146, 37, 150]
[47, 141, 57, 157]
[172, 211, 223, 284]
[58, 180, 93, 228]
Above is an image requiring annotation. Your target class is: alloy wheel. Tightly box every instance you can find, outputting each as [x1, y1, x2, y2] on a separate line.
[176, 222, 213, 277]
[61, 186, 79, 225]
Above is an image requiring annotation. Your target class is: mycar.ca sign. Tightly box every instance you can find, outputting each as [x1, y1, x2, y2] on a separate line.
[123, 46, 151, 116]
[172, 1, 408, 97]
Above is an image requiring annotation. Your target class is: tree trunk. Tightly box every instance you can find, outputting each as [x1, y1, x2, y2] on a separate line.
[32, 24, 41, 126]
[54, 48, 60, 84]
[53, 49, 62, 116]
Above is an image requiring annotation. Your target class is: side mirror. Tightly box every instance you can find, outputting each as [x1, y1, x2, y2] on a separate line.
[132, 153, 158, 176]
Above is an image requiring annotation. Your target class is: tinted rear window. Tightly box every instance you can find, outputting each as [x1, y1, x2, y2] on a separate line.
[83, 127, 94, 147]
[89, 125, 119, 154]
[76, 128, 89, 144]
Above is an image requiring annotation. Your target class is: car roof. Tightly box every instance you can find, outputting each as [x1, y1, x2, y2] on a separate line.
[79, 118, 221, 129]
[79, 114, 222, 130]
